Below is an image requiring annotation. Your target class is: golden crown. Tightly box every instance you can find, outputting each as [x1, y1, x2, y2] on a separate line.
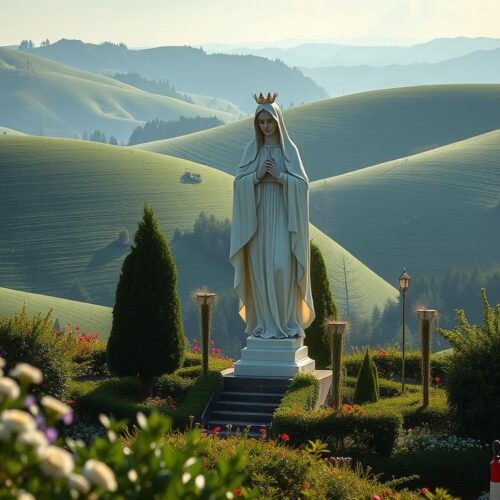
[253, 92, 278, 104]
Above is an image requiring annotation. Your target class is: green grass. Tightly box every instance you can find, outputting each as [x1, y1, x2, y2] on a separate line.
[136, 84, 500, 181]
[0, 286, 112, 340]
[309, 129, 500, 280]
[0, 47, 239, 142]
[0, 135, 397, 333]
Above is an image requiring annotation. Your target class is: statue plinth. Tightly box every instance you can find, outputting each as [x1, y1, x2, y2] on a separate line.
[234, 336, 315, 378]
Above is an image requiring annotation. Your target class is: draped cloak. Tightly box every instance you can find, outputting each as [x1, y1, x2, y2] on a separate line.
[229, 102, 315, 338]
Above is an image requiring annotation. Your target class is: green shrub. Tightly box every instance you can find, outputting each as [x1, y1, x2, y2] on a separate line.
[0, 309, 71, 400]
[344, 349, 450, 383]
[72, 340, 110, 378]
[437, 289, 500, 440]
[353, 348, 379, 404]
[304, 242, 337, 368]
[107, 205, 185, 396]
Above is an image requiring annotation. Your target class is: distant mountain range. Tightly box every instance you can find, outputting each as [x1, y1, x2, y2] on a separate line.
[303, 47, 500, 96]
[205, 37, 500, 68]
[20, 39, 328, 112]
[0, 47, 238, 141]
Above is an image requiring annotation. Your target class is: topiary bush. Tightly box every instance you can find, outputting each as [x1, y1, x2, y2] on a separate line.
[107, 205, 185, 397]
[437, 289, 500, 440]
[353, 348, 379, 404]
[304, 242, 337, 368]
[0, 309, 71, 400]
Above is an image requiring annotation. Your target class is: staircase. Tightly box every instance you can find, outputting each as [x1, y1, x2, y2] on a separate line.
[205, 374, 291, 437]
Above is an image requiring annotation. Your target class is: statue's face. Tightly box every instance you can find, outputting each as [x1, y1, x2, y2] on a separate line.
[257, 111, 278, 138]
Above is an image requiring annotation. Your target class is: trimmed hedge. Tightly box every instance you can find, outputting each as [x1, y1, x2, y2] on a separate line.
[343, 350, 450, 383]
[72, 357, 233, 429]
[273, 373, 401, 455]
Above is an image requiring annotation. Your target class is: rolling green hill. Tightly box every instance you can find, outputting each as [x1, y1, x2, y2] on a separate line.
[0, 126, 26, 136]
[0, 48, 238, 142]
[0, 287, 112, 340]
[309, 129, 500, 282]
[136, 84, 500, 182]
[0, 135, 397, 340]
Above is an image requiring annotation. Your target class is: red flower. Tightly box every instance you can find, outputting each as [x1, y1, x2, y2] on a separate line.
[372, 496, 381, 500]
[279, 433, 290, 442]
[377, 349, 387, 357]
[259, 428, 267, 436]
[234, 487, 242, 497]
[213, 426, 220, 435]
[433, 376, 441, 384]
[67, 399, 76, 407]
[384, 491, 391, 497]
[211, 348, 218, 355]
[75, 326, 81, 331]
[193, 346, 200, 352]
[291, 411, 297, 417]
[420, 487, 429, 495]
[303, 482, 310, 489]
[67, 322, 72, 327]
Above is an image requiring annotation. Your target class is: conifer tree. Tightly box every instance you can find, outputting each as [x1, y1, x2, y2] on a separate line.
[304, 242, 337, 368]
[107, 205, 185, 397]
[353, 348, 380, 404]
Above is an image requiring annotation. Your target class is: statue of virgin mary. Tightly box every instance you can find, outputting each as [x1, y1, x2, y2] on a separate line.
[229, 93, 315, 339]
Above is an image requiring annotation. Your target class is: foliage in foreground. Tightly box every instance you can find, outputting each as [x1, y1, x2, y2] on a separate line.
[0, 357, 249, 499]
[437, 288, 500, 440]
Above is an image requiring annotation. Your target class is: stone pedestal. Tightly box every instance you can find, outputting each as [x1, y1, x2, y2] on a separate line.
[234, 336, 315, 378]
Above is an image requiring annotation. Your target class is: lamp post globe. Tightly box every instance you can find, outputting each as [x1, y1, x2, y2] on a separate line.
[398, 268, 411, 392]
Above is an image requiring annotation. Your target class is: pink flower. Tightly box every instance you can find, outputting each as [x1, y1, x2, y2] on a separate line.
[259, 428, 267, 437]
[193, 346, 200, 352]
[75, 326, 81, 331]
[420, 487, 429, 495]
[67, 322, 72, 327]
[209, 340, 215, 346]
[211, 348, 218, 355]
[372, 496, 381, 500]
[192, 339, 198, 344]
[433, 376, 441, 384]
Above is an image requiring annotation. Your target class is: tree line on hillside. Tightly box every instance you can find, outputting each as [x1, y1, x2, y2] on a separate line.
[82, 130, 119, 145]
[112, 72, 193, 104]
[128, 116, 224, 145]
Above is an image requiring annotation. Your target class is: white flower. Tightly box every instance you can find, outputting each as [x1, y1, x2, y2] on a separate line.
[184, 457, 197, 469]
[17, 429, 48, 457]
[16, 491, 35, 500]
[0, 357, 5, 369]
[127, 469, 138, 482]
[0, 377, 21, 400]
[182, 472, 191, 484]
[195, 475, 205, 489]
[83, 459, 117, 492]
[40, 446, 74, 478]
[136, 412, 148, 429]
[68, 473, 91, 494]
[1, 409, 36, 433]
[41, 395, 72, 418]
[9, 363, 43, 385]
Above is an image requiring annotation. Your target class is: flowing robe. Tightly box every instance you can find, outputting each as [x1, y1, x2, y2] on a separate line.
[230, 143, 315, 338]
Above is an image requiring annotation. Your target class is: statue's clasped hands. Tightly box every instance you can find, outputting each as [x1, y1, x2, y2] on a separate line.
[257, 158, 284, 182]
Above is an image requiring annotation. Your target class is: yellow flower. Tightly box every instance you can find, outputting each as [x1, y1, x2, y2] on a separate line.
[83, 459, 117, 492]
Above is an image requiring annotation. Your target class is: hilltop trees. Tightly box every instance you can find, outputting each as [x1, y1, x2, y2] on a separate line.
[304, 242, 337, 368]
[107, 206, 185, 397]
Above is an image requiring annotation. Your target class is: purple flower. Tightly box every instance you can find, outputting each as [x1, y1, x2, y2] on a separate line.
[45, 427, 58, 444]
[36, 414, 46, 430]
[63, 411, 74, 426]
[24, 395, 36, 408]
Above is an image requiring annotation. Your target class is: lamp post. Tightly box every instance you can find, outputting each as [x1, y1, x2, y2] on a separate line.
[398, 268, 411, 392]
[195, 290, 217, 379]
[417, 309, 437, 407]
[326, 320, 347, 410]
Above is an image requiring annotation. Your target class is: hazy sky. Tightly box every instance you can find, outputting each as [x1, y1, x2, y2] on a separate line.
[1, 0, 500, 47]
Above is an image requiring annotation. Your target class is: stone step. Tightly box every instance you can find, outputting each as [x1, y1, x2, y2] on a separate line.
[223, 377, 290, 394]
[207, 419, 271, 433]
[219, 391, 284, 404]
[210, 410, 273, 424]
[214, 400, 278, 413]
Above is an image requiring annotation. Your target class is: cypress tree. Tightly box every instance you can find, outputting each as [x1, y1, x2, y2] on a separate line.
[353, 348, 380, 404]
[304, 242, 337, 368]
[107, 205, 185, 397]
